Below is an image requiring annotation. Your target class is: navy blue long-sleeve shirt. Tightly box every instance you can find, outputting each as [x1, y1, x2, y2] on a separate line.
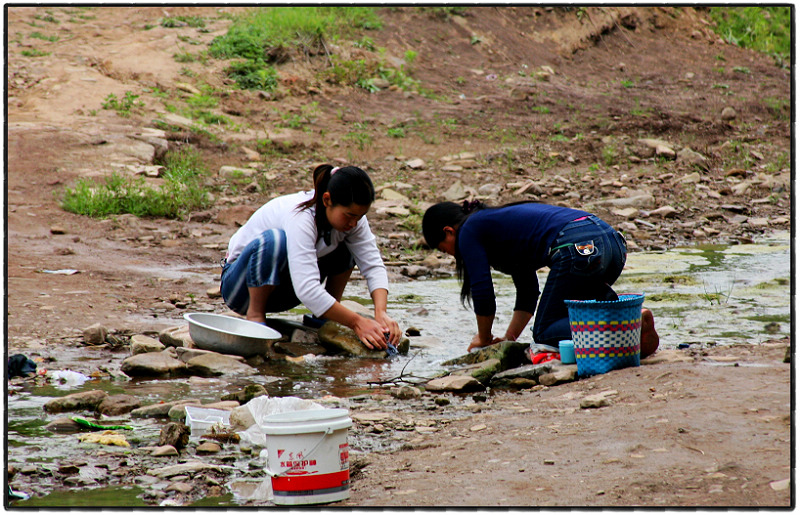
[457, 203, 590, 316]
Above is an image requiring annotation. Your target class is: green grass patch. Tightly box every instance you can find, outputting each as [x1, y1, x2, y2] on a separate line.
[225, 59, 279, 91]
[209, 6, 382, 61]
[21, 48, 51, 57]
[101, 91, 144, 117]
[30, 31, 58, 42]
[161, 15, 206, 29]
[61, 148, 213, 219]
[709, 6, 791, 65]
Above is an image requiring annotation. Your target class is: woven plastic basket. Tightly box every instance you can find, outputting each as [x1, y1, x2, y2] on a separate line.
[565, 293, 644, 377]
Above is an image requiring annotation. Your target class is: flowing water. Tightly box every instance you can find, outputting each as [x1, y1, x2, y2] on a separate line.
[8, 232, 791, 506]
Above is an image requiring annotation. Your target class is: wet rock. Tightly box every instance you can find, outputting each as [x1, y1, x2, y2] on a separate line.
[185, 353, 258, 377]
[721, 106, 737, 121]
[97, 394, 142, 416]
[131, 399, 201, 418]
[44, 390, 108, 414]
[318, 320, 409, 357]
[451, 358, 502, 385]
[425, 375, 484, 392]
[196, 442, 222, 454]
[159, 422, 190, 450]
[508, 378, 538, 389]
[83, 323, 108, 345]
[58, 464, 82, 475]
[216, 205, 257, 226]
[159, 326, 193, 348]
[176, 347, 246, 364]
[44, 417, 83, 432]
[538, 365, 578, 386]
[391, 385, 423, 400]
[152, 445, 179, 457]
[120, 351, 188, 378]
[131, 334, 165, 355]
[166, 481, 194, 494]
[443, 341, 528, 371]
[401, 265, 428, 278]
[221, 384, 268, 404]
[147, 460, 223, 479]
[275, 340, 326, 357]
[490, 363, 555, 386]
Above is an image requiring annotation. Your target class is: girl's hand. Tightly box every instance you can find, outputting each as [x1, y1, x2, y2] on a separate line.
[353, 316, 389, 350]
[374, 312, 401, 345]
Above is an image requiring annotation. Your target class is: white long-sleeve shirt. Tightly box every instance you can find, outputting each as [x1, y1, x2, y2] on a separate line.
[226, 191, 389, 316]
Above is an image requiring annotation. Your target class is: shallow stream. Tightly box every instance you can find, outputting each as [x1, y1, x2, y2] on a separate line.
[8, 232, 791, 506]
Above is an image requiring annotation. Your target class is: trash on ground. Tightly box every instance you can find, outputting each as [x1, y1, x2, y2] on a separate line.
[41, 269, 80, 275]
[77, 430, 130, 447]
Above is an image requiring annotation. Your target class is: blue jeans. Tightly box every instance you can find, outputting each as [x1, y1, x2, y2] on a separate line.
[220, 229, 354, 316]
[531, 215, 627, 346]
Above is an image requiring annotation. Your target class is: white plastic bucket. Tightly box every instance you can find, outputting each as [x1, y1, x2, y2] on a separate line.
[260, 408, 352, 505]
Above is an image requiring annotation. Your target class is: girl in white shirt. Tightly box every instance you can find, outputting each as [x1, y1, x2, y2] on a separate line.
[221, 164, 400, 350]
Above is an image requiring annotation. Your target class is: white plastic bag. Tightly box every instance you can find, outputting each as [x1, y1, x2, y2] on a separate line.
[48, 370, 90, 389]
[235, 395, 323, 447]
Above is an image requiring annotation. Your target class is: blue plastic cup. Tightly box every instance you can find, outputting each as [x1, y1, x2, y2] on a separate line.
[559, 340, 576, 364]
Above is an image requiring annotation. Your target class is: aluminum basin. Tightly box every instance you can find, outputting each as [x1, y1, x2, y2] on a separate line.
[184, 313, 282, 357]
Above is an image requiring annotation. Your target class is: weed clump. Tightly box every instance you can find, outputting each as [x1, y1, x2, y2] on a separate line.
[61, 148, 213, 219]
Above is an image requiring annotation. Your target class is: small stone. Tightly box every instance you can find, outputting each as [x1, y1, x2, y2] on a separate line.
[405, 158, 426, 169]
[130, 334, 165, 355]
[50, 226, 66, 235]
[721, 107, 737, 121]
[470, 424, 487, 432]
[152, 445, 178, 457]
[770, 478, 790, 491]
[196, 441, 222, 454]
[83, 323, 108, 345]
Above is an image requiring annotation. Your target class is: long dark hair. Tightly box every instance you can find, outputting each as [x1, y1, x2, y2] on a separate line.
[297, 164, 375, 242]
[422, 200, 487, 307]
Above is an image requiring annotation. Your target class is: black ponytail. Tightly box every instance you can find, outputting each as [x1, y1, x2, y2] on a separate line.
[422, 200, 487, 308]
[297, 164, 375, 242]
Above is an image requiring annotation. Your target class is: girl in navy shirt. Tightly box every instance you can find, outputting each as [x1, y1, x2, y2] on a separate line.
[422, 200, 658, 356]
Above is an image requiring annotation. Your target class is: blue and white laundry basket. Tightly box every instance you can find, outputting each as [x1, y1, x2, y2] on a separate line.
[564, 293, 644, 377]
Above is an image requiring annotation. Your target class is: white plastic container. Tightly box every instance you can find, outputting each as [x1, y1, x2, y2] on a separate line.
[260, 408, 352, 505]
[184, 406, 231, 438]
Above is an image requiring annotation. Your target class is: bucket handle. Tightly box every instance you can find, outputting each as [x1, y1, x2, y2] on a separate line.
[264, 426, 335, 478]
